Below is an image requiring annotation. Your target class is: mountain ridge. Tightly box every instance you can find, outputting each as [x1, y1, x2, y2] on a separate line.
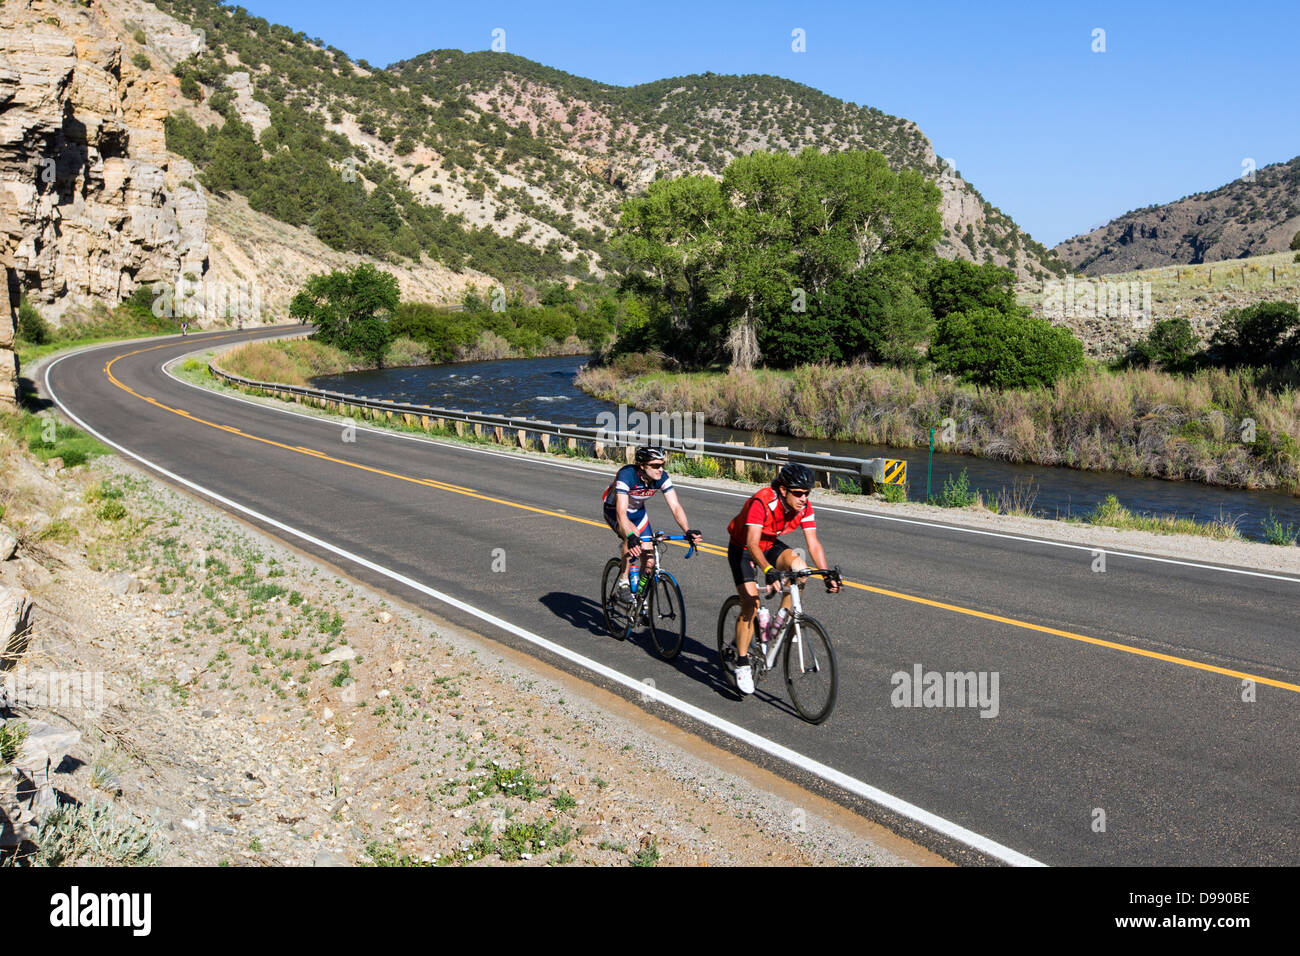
[1054, 155, 1300, 276]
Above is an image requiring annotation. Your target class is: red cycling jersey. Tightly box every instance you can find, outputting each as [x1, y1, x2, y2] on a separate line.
[727, 486, 816, 548]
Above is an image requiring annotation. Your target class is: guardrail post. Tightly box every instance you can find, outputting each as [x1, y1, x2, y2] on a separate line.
[567, 436, 578, 454]
[455, 421, 466, 437]
[516, 428, 528, 449]
[540, 433, 551, 452]
[594, 439, 606, 459]
[623, 444, 636, 464]
[725, 441, 745, 477]
[815, 451, 833, 491]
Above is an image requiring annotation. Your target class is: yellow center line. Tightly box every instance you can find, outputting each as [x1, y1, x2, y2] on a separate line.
[100, 340, 1300, 695]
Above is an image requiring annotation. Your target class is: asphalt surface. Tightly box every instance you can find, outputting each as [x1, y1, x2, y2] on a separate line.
[41, 328, 1300, 865]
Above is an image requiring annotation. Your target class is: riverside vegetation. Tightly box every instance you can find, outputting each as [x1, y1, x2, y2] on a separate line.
[582, 149, 1300, 496]
[217, 262, 624, 385]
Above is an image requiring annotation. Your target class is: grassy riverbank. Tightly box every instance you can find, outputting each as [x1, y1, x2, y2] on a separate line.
[576, 358, 1300, 494]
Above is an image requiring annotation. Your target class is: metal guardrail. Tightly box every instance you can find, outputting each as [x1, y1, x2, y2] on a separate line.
[207, 361, 906, 490]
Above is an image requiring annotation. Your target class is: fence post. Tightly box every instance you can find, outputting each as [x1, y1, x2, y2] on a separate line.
[725, 441, 745, 477]
[815, 451, 833, 490]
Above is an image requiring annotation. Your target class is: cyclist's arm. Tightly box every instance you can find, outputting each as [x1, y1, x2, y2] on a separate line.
[803, 528, 838, 590]
[614, 491, 638, 540]
[804, 527, 829, 570]
[662, 489, 698, 538]
[745, 522, 770, 573]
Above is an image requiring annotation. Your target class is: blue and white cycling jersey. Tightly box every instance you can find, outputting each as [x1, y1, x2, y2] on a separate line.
[602, 464, 673, 517]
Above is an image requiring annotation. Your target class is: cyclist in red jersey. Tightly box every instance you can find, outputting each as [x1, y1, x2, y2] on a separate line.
[724, 462, 840, 694]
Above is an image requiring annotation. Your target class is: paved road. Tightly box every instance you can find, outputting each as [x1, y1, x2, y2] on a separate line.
[42, 329, 1300, 865]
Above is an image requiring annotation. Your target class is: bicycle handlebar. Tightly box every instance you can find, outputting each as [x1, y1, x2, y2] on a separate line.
[767, 566, 841, 589]
[638, 532, 697, 559]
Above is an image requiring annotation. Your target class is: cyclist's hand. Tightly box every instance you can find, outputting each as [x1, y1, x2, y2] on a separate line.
[686, 529, 702, 543]
[764, 567, 781, 587]
[625, 533, 642, 558]
[825, 569, 842, 593]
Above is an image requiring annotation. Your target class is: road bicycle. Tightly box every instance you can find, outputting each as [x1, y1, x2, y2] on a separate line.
[716, 567, 841, 724]
[600, 532, 696, 660]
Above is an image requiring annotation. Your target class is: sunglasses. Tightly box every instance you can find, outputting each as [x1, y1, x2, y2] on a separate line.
[644, 462, 665, 469]
[786, 488, 810, 498]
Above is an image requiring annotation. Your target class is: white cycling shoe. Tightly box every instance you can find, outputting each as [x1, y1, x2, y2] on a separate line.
[734, 664, 755, 695]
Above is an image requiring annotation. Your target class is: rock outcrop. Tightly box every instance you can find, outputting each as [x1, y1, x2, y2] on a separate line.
[0, 0, 210, 406]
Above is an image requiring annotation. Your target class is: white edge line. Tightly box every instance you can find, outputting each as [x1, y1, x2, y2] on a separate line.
[48, 344, 1044, 868]
[161, 344, 1300, 586]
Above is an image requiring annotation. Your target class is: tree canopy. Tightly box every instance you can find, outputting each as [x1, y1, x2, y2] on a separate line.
[289, 264, 400, 365]
[614, 147, 942, 369]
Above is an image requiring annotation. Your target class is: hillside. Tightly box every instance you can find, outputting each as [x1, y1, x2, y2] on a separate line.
[1055, 156, 1300, 276]
[1020, 249, 1300, 359]
[148, 0, 1065, 283]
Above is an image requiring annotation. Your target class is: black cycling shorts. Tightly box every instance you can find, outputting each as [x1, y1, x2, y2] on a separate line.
[727, 539, 790, 587]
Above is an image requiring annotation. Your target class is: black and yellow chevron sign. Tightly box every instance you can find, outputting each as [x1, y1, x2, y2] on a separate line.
[883, 459, 907, 485]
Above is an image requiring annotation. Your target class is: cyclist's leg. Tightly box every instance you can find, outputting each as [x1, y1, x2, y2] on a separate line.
[770, 541, 802, 615]
[727, 541, 761, 658]
[605, 506, 648, 582]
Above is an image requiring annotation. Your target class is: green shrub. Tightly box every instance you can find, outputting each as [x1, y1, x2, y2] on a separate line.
[133, 28, 147, 44]
[880, 482, 907, 503]
[927, 259, 1017, 320]
[1290, 230, 1300, 252]
[1207, 300, 1300, 370]
[0, 720, 27, 765]
[1123, 316, 1198, 372]
[17, 298, 50, 345]
[22, 799, 162, 866]
[929, 307, 1084, 389]
[1262, 510, 1298, 546]
[132, 52, 151, 71]
[96, 500, 128, 521]
[935, 468, 979, 507]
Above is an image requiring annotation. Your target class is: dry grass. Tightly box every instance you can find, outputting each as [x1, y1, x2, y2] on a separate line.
[577, 362, 1300, 493]
[217, 336, 434, 386]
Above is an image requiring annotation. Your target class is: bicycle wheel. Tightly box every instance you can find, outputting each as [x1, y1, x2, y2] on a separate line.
[783, 615, 837, 724]
[647, 572, 686, 661]
[601, 558, 631, 640]
[715, 596, 742, 692]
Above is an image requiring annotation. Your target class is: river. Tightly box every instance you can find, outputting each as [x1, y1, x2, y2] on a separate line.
[312, 355, 1300, 543]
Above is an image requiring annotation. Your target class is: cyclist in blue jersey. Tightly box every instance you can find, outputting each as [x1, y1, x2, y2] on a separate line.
[602, 445, 702, 607]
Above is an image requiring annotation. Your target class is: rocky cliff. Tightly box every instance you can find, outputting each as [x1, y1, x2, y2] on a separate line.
[0, 0, 210, 406]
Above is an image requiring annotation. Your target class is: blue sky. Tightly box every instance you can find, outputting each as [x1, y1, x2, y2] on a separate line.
[237, 0, 1299, 247]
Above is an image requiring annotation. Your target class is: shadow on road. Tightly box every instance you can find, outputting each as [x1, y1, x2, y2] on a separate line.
[537, 590, 801, 720]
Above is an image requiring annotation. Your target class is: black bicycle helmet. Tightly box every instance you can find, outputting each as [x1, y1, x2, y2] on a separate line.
[775, 462, 814, 491]
[635, 445, 666, 465]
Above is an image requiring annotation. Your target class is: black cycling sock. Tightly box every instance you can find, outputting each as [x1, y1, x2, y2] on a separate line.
[735, 653, 749, 665]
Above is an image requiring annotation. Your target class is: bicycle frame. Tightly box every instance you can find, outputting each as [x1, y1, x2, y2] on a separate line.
[618, 533, 695, 630]
[752, 567, 837, 677]
[754, 578, 807, 673]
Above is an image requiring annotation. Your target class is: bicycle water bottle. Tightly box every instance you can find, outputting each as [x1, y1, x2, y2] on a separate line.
[628, 565, 640, 594]
[756, 606, 771, 643]
[773, 607, 790, 634]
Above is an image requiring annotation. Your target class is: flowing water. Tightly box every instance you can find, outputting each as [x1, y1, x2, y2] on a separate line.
[312, 356, 1300, 543]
